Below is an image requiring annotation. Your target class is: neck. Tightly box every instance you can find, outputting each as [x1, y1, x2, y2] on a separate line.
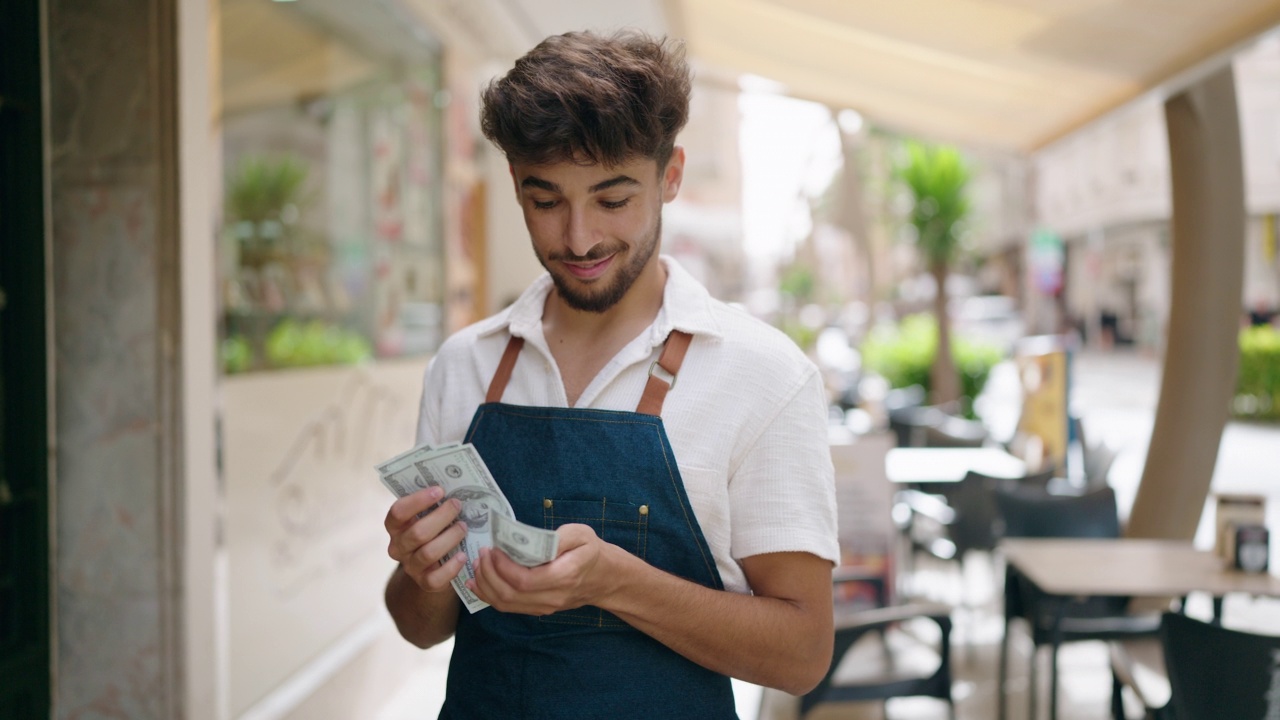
[544, 255, 668, 341]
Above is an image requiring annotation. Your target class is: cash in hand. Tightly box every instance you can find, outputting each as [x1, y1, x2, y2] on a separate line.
[376, 442, 560, 613]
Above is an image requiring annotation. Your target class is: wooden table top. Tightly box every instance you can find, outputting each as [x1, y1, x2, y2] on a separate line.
[885, 447, 1028, 484]
[1001, 538, 1280, 598]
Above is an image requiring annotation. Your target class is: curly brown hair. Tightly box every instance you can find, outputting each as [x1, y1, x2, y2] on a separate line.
[480, 30, 691, 168]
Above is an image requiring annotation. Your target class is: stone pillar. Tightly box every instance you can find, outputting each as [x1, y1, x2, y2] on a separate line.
[1126, 67, 1246, 540]
[45, 0, 215, 717]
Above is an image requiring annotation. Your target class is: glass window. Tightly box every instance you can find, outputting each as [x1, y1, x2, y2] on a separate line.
[218, 0, 444, 374]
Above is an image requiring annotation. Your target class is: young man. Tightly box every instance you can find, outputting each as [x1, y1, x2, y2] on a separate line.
[383, 30, 838, 719]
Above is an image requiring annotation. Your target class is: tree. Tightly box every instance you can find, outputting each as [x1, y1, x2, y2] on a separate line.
[895, 141, 971, 405]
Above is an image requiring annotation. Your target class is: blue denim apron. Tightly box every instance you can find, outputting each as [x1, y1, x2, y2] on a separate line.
[439, 331, 738, 720]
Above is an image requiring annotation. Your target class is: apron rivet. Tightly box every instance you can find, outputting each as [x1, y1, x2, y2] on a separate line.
[639, 505, 649, 516]
[543, 498, 553, 509]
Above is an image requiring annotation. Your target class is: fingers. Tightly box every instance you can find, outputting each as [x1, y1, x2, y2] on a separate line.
[416, 547, 469, 592]
[554, 523, 596, 553]
[395, 499, 463, 559]
[387, 496, 465, 571]
[407, 514, 467, 566]
[397, 514, 467, 591]
[471, 548, 538, 613]
[384, 486, 445, 533]
[472, 535, 602, 615]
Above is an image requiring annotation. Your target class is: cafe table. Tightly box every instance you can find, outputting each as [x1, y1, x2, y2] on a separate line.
[884, 446, 1027, 485]
[999, 537, 1280, 720]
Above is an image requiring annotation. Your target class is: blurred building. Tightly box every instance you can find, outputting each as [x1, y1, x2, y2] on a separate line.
[1033, 34, 1280, 348]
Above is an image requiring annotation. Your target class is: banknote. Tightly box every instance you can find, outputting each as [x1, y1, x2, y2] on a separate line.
[491, 509, 560, 567]
[376, 442, 515, 613]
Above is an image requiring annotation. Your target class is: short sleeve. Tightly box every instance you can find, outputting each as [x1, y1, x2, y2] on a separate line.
[727, 367, 839, 564]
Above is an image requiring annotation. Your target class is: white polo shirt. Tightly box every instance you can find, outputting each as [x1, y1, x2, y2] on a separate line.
[416, 256, 839, 594]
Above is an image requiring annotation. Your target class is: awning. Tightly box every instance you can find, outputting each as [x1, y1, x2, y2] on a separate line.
[669, 0, 1280, 151]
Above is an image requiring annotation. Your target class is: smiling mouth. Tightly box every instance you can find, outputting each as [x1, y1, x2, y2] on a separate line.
[562, 254, 615, 280]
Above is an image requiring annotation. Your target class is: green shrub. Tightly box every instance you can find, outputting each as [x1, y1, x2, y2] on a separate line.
[221, 335, 254, 375]
[861, 313, 1004, 414]
[264, 319, 372, 370]
[1234, 325, 1280, 420]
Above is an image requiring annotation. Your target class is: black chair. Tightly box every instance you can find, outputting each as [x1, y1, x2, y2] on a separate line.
[923, 414, 989, 449]
[888, 405, 946, 448]
[1108, 634, 1171, 719]
[887, 397, 964, 448]
[801, 590, 955, 719]
[1071, 415, 1120, 490]
[995, 486, 1163, 720]
[899, 467, 1056, 579]
[1161, 611, 1280, 720]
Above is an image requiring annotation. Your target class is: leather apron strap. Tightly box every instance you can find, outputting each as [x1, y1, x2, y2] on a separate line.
[636, 330, 692, 416]
[484, 331, 693, 416]
[485, 335, 525, 403]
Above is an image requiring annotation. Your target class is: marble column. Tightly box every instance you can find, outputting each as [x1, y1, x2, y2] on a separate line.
[47, 0, 185, 717]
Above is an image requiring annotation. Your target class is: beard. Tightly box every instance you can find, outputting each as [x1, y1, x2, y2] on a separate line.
[539, 214, 661, 314]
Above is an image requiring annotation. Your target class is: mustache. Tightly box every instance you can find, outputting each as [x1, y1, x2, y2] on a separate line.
[547, 244, 624, 263]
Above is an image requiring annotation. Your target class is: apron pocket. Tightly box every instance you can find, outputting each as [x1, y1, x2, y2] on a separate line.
[541, 497, 650, 560]
[539, 497, 650, 628]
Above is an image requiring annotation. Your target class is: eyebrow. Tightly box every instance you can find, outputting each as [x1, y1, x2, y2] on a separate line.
[520, 174, 641, 194]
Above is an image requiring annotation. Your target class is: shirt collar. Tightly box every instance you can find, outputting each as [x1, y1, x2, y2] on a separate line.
[479, 255, 724, 345]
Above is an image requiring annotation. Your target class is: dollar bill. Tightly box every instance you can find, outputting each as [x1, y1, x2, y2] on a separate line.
[376, 442, 517, 614]
[375, 443, 435, 502]
[491, 510, 560, 567]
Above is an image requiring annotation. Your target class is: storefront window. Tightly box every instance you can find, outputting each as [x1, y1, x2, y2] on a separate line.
[216, 2, 446, 714]
[219, 0, 444, 374]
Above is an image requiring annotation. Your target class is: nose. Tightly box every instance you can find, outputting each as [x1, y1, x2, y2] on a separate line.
[564, 206, 601, 258]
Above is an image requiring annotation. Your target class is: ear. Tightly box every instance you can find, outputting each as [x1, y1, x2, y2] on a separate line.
[661, 146, 686, 203]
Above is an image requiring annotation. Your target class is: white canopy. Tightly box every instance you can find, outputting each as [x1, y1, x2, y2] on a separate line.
[668, 0, 1280, 150]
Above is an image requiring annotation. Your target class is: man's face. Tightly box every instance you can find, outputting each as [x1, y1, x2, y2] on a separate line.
[512, 150, 684, 313]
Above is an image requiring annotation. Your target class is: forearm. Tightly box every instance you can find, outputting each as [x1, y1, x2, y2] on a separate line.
[385, 565, 461, 649]
[598, 548, 832, 695]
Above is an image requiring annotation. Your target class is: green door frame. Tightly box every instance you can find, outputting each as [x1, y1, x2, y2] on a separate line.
[0, 0, 51, 717]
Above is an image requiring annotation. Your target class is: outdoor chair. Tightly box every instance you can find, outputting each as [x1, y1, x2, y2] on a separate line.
[899, 467, 1056, 582]
[995, 486, 1163, 720]
[799, 595, 955, 720]
[1071, 415, 1120, 490]
[888, 405, 946, 448]
[1108, 634, 1171, 719]
[777, 431, 955, 720]
[831, 432, 898, 609]
[923, 414, 989, 449]
[1160, 610, 1280, 720]
[887, 399, 963, 448]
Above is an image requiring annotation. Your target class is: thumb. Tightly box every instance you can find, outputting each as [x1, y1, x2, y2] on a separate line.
[555, 523, 597, 551]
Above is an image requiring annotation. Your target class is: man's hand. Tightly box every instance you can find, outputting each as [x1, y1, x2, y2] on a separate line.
[471, 520, 833, 695]
[385, 486, 469, 593]
[469, 523, 616, 615]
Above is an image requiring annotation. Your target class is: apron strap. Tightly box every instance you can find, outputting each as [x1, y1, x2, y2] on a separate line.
[485, 331, 693, 415]
[636, 330, 693, 417]
[486, 335, 525, 403]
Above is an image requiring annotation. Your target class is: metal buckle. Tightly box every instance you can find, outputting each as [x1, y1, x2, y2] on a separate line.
[648, 360, 677, 391]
